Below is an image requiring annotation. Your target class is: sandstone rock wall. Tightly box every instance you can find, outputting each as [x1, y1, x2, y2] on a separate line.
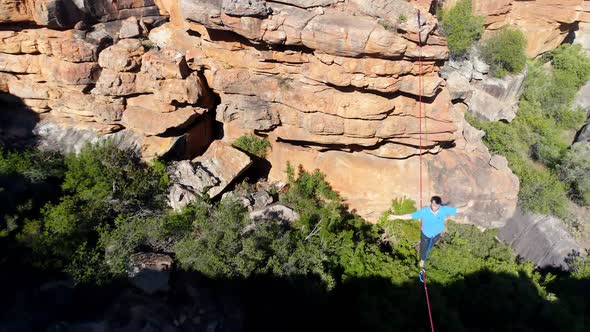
[443, 0, 590, 58]
[0, 4, 214, 159]
[0, 0, 519, 225]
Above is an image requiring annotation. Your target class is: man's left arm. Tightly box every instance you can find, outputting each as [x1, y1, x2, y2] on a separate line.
[454, 200, 474, 214]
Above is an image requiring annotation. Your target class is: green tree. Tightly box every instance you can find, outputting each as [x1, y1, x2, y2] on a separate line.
[481, 26, 527, 77]
[30, 143, 169, 283]
[438, 0, 485, 56]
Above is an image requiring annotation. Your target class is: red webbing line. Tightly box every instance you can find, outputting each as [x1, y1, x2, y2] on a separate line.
[423, 270, 435, 332]
[417, 10, 435, 332]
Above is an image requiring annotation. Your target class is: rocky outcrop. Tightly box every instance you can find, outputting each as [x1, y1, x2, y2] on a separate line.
[0, 19, 215, 159]
[442, 0, 590, 58]
[168, 142, 252, 210]
[0, 0, 166, 28]
[249, 204, 299, 224]
[576, 124, 590, 143]
[222, 183, 275, 212]
[574, 81, 590, 114]
[499, 208, 583, 269]
[575, 21, 590, 54]
[441, 48, 527, 122]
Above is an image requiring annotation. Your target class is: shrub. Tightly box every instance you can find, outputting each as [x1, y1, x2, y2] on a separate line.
[558, 143, 590, 205]
[29, 143, 170, 283]
[0, 148, 64, 238]
[512, 158, 569, 218]
[233, 134, 271, 158]
[548, 44, 590, 87]
[481, 26, 527, 77]
[438, 0, 485, 56]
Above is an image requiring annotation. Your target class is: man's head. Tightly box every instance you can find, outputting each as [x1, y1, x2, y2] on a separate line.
[430, 196, 442, 212]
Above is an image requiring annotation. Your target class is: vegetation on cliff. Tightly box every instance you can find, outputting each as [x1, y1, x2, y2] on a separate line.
[468, 44, 590, 218]
[232, 134, 271, 158]
[481, 26, 528, 78]
[1, 144, 588, 330]
[438, 0, 485, 56]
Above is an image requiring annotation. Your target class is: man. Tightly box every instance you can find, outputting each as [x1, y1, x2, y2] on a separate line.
[387, 196, 473, 273]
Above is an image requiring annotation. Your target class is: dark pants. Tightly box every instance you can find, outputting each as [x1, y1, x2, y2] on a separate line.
[419, 232, 440, 262]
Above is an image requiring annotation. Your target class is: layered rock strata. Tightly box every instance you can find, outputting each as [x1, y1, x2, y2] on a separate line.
[0, 0, 520, 226]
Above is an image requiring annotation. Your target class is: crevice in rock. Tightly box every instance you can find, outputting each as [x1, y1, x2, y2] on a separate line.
[0, 22, 47, 31]
[562, 21, 579, 45]
[275, 136, 446, 158]
[321, 81, 441, 103]
[205, 28, 317, 55]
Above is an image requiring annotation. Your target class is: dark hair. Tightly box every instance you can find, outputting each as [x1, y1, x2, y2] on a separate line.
[430, 196, 442, 205]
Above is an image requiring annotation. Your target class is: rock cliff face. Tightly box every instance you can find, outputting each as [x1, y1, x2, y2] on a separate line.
[0, 0, 519, 225]
[443, 0, 590, 58]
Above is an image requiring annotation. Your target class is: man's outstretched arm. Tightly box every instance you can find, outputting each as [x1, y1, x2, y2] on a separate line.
[387, 213, 414, 221]
[455, 200, 474, 214]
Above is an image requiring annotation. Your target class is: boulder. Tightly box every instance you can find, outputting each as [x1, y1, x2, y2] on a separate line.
[128, 253, 173, 294]
[119, 16, 142, 39]
[499, 209, 583, 269]
[98, 39, 146, 72]
[221, 0, 270, 17]
[168, 160, 220, 206]
[121, 106, 206, 136]
[573, 81, 590, 114]
[141, 49, 190, 79]
[445, 71, 473, 101]
[221, 186, 274, 211]
[468, 89, 518, 122]
[192, 141, 252, 198]
[489, 154, 509, 171]
[249, 204, 299, 224]
[167, 143, 252, 209]
[576, 124, 590, 143]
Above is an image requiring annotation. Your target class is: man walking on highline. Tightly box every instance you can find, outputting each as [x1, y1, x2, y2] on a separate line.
[388, 196, 474, 274]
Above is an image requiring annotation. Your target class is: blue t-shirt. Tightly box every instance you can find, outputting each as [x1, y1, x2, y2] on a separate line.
[411, 206, 458, 238]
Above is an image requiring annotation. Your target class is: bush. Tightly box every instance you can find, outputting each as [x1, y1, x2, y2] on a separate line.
[174, 174, 336, 286]
[29, 143, 170, 283]
[558, 143, 590, 205]
[481, 26, 527, 77]
[232, 134, 271, 158]
[547, 44, 590, 87]
[174, 198, 264, 278]
[438, 0, 485, 56]
[512, 158, 569, 218]
[0, 148, 64, 238]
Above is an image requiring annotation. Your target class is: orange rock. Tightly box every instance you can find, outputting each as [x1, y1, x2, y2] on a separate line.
[140, 48, 190, 79]
[98, 39, 145, 72]
[192, 140, 252, 198]
[121, 105, 207, 136]
[0, 0, 31, 22]
[463, 0, 589, 57]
